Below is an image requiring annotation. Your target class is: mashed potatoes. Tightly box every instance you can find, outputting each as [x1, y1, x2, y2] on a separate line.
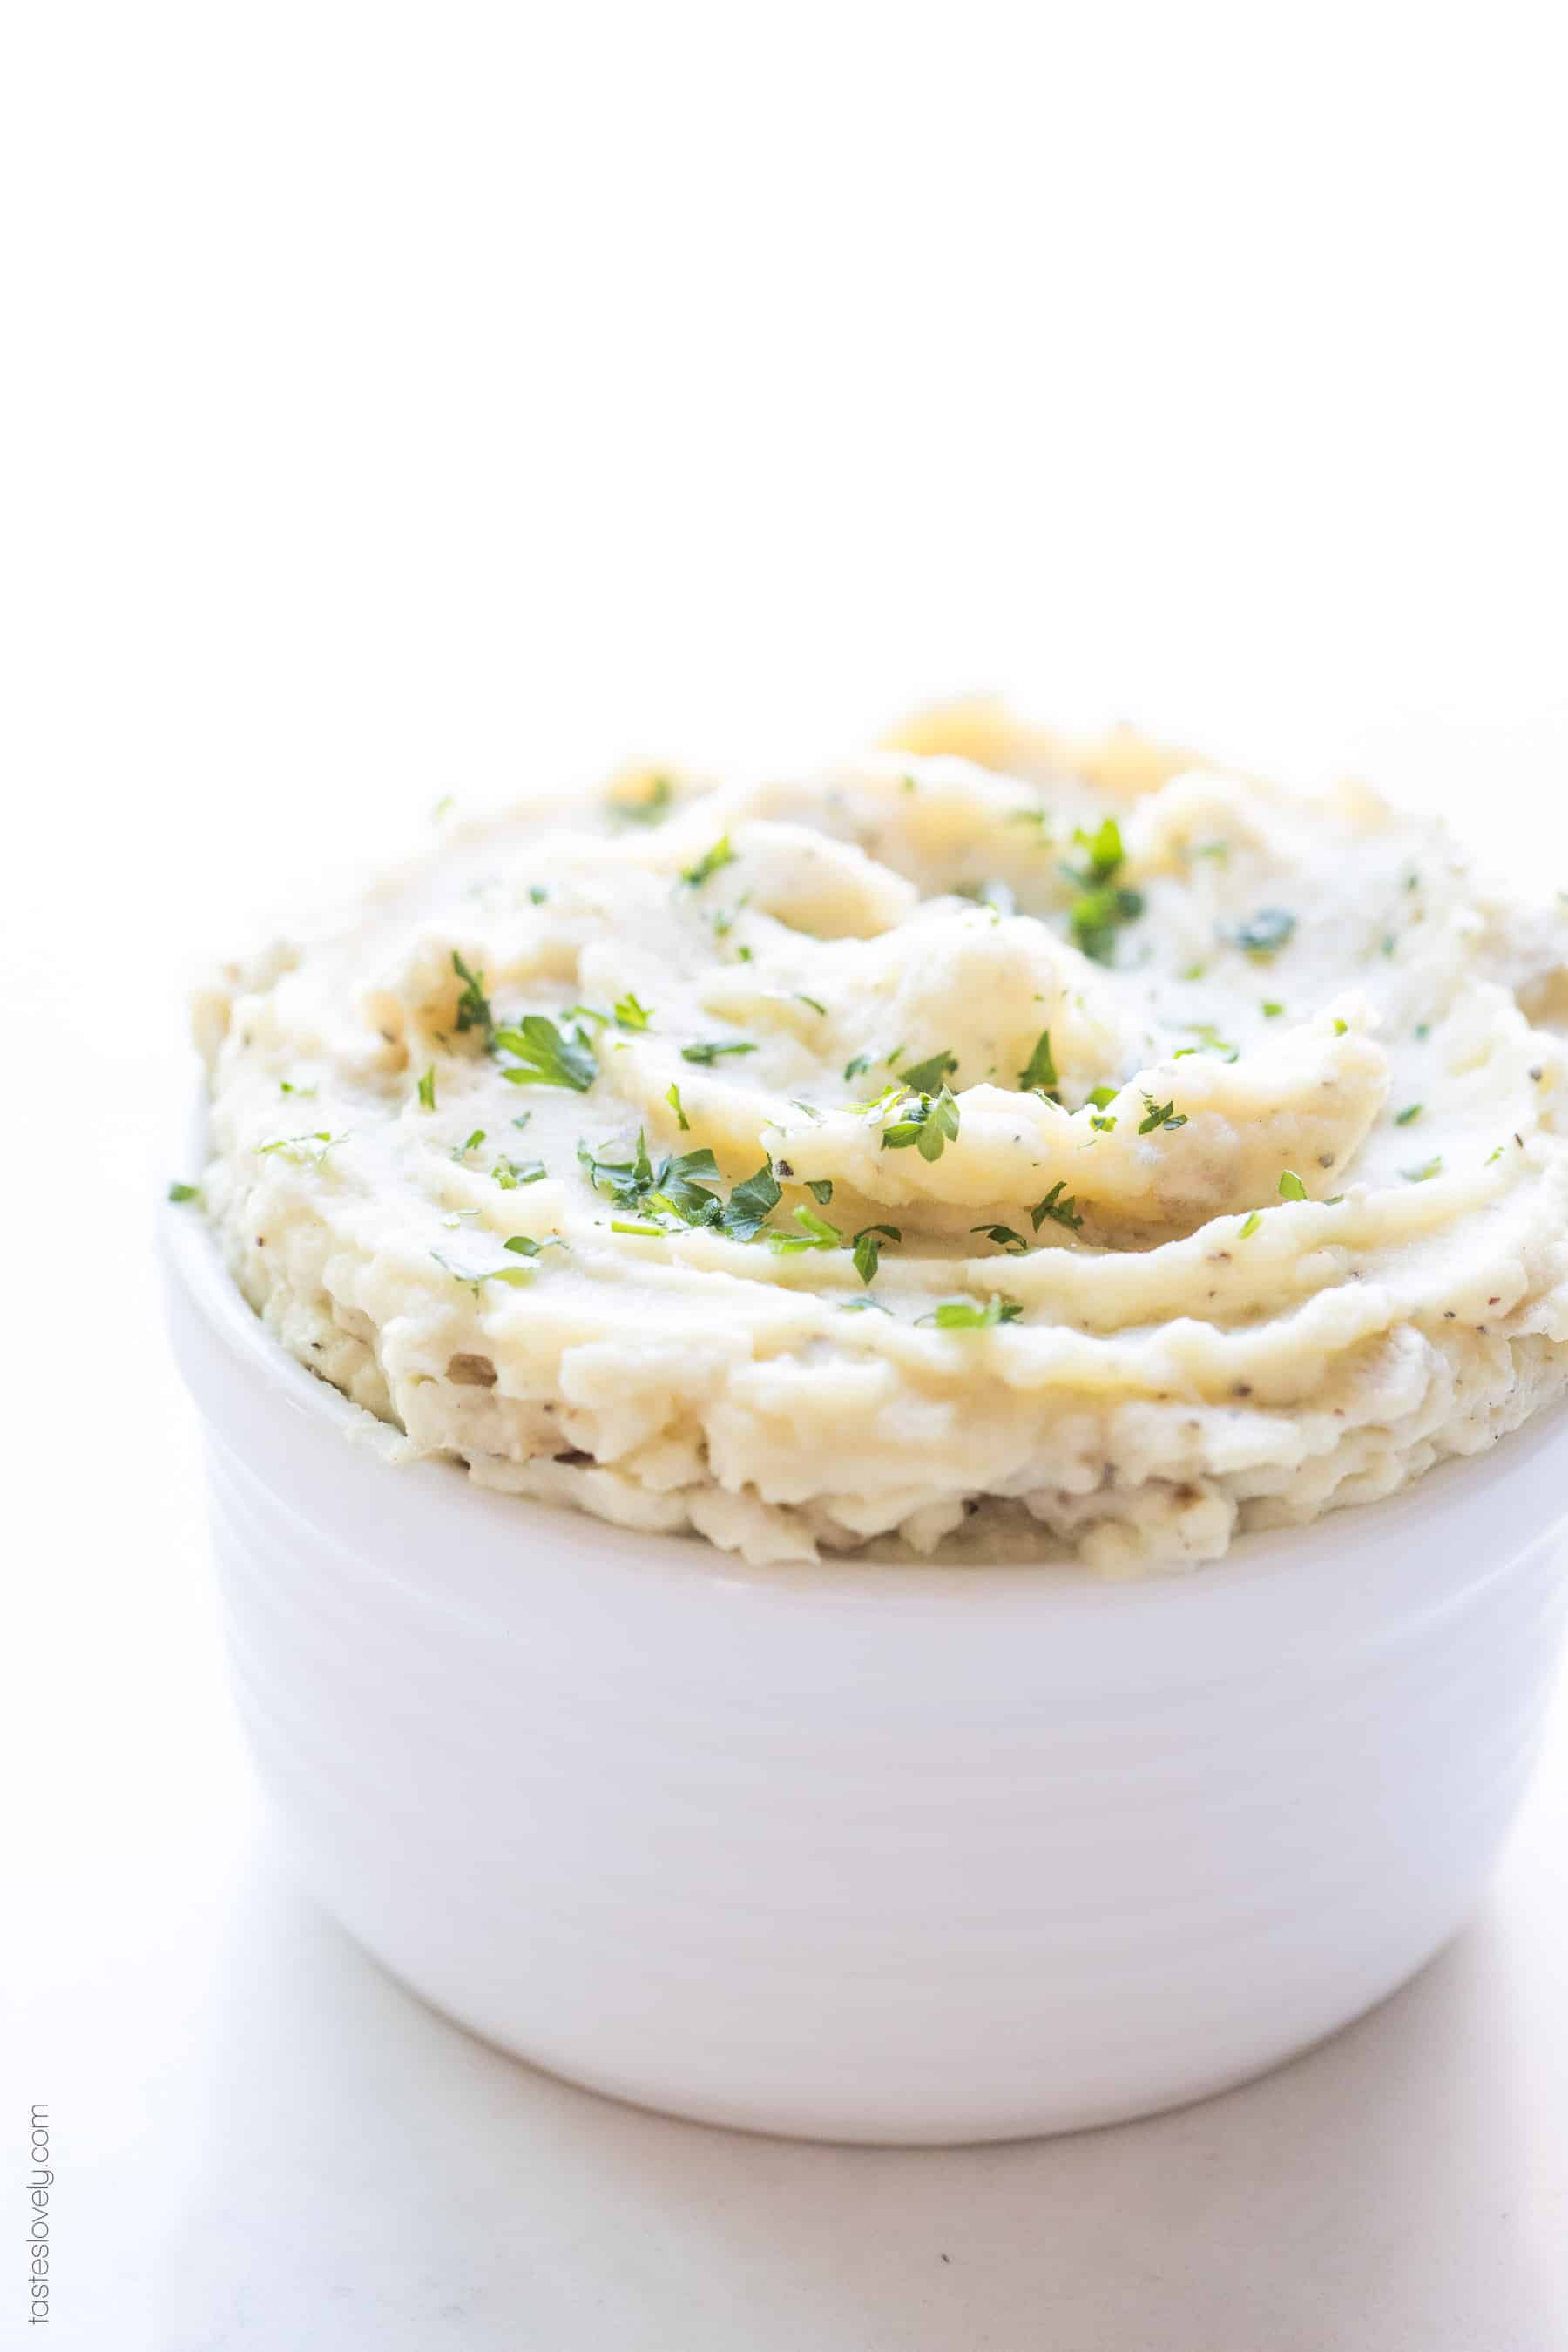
[192, 704, 1568, 1571]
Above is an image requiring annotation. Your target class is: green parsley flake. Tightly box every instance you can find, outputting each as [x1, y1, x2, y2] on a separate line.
[680, 1038, 758, 1065]
[1063, 819, 1144, 963]
[666, 1082, 690, 1131]
[256, 1130, 348, 1166]
[1232, 909, 1297, 958]
[167, 1180, 200, 1204]
[721, 1161, 782, 1241]
[1139, 1097, 1187, 1135]
[1278, 1169, 1308, 1200]
[1183, 1024, 1239, 1063]
[613, 992, 652, 1031]
[612, 775, 674, 826]
[681, 836, 738, 889]
[842, 1053, 872, 1083]
[416, 1066, 437, 1110]
[922, 1296, 1024, 1330]
[492, 1157, 546, 1188]
[767, 1206, 842, 1255]
[852, 1224, 900, 1284]
[1402, 1156, 1443, 1183]
[1030, 1181, 1083, 1233]
[495, 1017, 598, 1092]
[451, 951, 494, 1041]
[1239, 1210, 1262, 1239]
[897, 1048, 958, 1093]
[971, 1224, 1028, 1254]
[1018, 1030, 1058, 1095]
[1394, 1103, 1423, 1126]
[880, 1085, 961, 1162]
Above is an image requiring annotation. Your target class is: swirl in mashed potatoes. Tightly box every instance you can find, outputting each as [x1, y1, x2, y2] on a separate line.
[192, 703, 1568, 1571]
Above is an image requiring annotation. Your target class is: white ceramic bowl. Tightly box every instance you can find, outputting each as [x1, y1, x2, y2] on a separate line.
[161, 1193, 1568, 2144]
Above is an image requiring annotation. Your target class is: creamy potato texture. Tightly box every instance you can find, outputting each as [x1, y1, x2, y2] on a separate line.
[194, 706, 1568, 1571]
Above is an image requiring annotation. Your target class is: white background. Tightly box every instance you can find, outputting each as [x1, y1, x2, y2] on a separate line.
[4, 7, 1568, 2347]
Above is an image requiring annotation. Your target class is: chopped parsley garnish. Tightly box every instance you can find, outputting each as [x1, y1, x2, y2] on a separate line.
[416, 1066, 437, 1110]
[1261, 1000, 1284, 1018]
[921, 1296, 1024, 1330]
[1018, 1030, 1058, 1096]
[1006, 807, 1052, 835]
[256, 1130, 348, 1166]
[794, 993, 827, 1017]
[1402, 1156, 1443, 1183]
[666, 1082, 690, 1131]
[1030, 1181, 1083, 1233]
[1180, 1024, 1240, 1062]
[1076, 816, 1125, 879]
[971, 1224, 1029, 1254]
[767, 1206, 842, 1255]
[880, 1085, 961, 1162]
[528, 885, 549, 905]
[1415, 1022, 1430, 1041]
[455, 1128, 486, 1157]
[1239, 1210, 1262, 1239]
[842, 1053, 872, 1083]
[612, 774, 674, 826]
[680, 1038, 758, 1065]
[1086, 1085, 1118, 1109]
[681, 835, 738, 889]
[279, 1079, 316, 1097]
[495, 1017, 598, 1092]
[898, 1048, 958, 1093]
[1061, 818, 1144, 964]
[1231, 908, 1297, 958]
[1394, 1103, 1423, 1126]
[578, 1132, 724, 1227]
[613, 992, 652, 1031]
[1333, 1018, 1349, 1035]
[430, 1246, 540, 1294]
[807, 1179, 834, 1204]
[852, 1224, 900, 1284]
[1278, 1169, 1308, 1200]
[1139, 1097, 1187, 1134]
[167, 1180, 200, 1204]
[451, 951, 494, 1041]
[840, 1294, 893, 1315]
[721, 1160, 782, 1240]
[492, 1157, 546, 1188]
[612, 1220, 664, 1237]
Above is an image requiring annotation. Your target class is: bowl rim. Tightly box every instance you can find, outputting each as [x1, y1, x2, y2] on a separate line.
[158, 1141, 1568, 1619]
